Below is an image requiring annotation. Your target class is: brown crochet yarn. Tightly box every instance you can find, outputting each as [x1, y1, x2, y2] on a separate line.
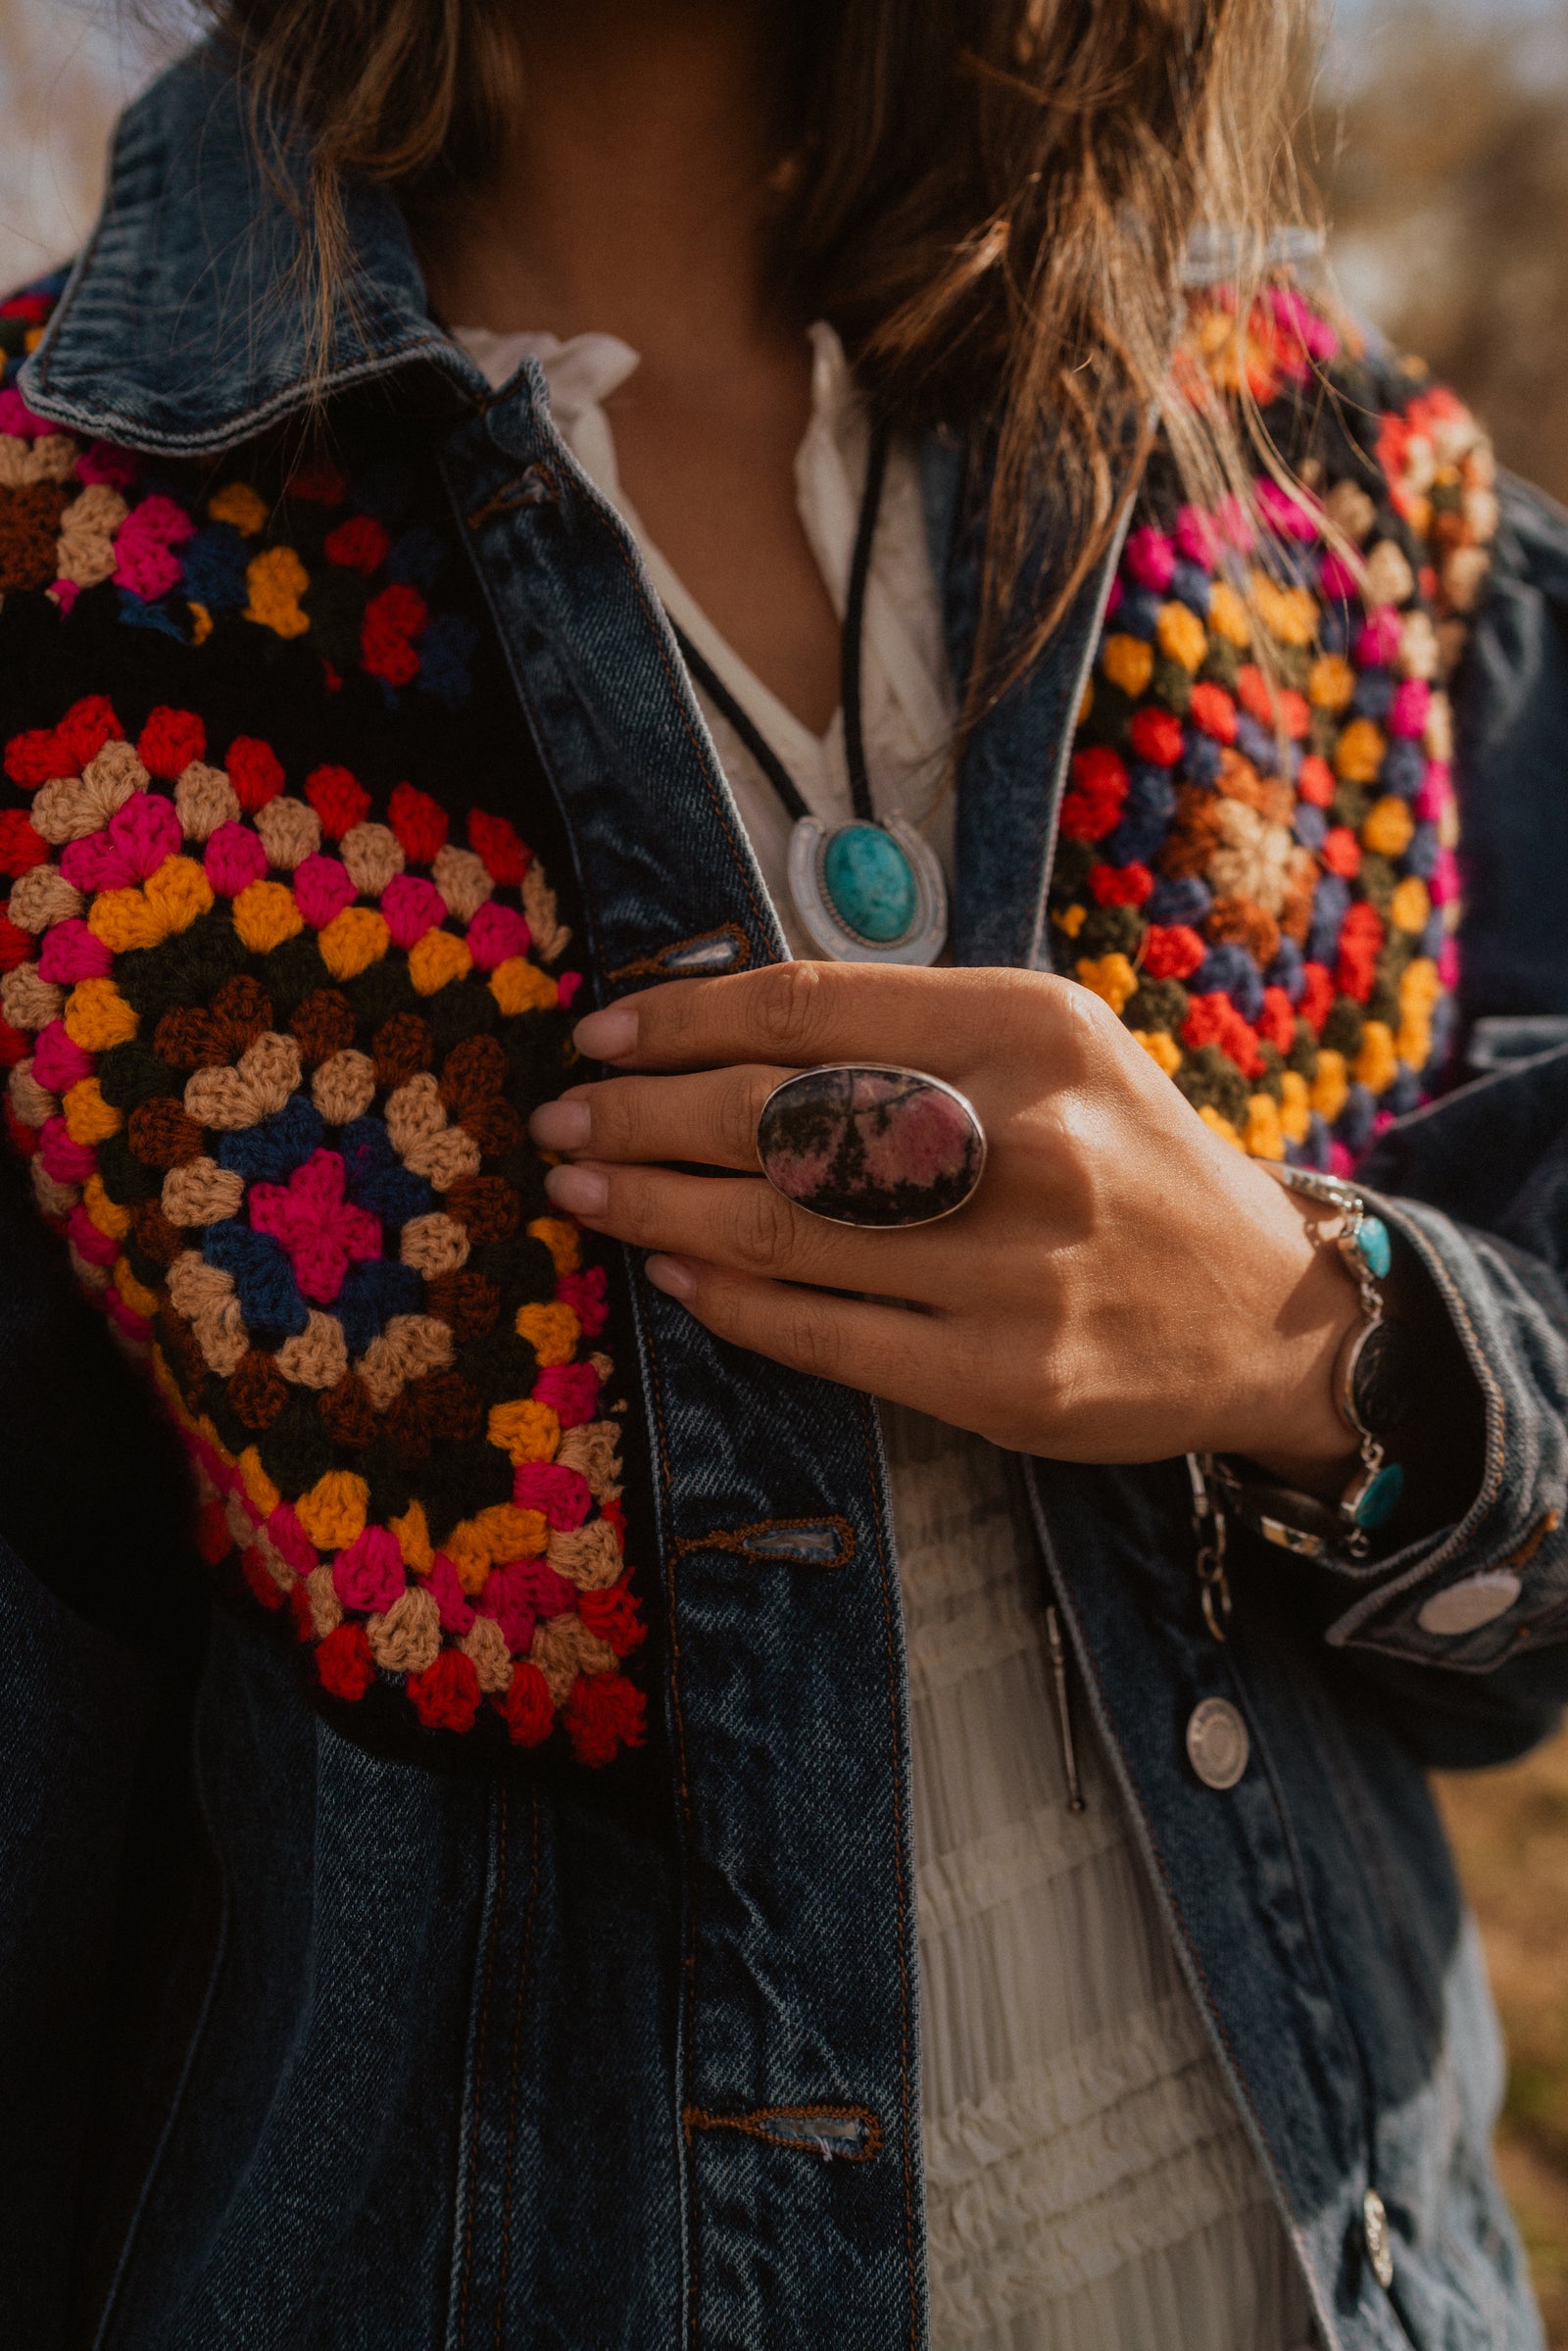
[289, 987, 357, 1068]
[370, 1009, 433, 1088]
[444, 1175, 519, 1244]
[230, 1348, 289, 1431]
[318, 1372, 378, 1448]
[130, 1198, 185, 1268]
[127, 1096, 206, 1167]
[424, 1270, 502, 1341]
[0, 481, 71, 594]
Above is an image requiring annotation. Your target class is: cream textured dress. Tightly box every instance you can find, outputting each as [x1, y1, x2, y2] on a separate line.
[458, 321, 1319, 2351]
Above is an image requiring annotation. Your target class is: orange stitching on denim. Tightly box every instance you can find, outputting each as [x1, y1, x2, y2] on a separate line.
[466, 469, 558, 529]
[671, 1515, 856, 1571]
[682, 2103, 884, 2163]
[492, 1787, 542, 2351]
[858, 1402, 919, 2347]
[607, 923, 753, 985]
[456, 1783, 510, 2348]
[1500, 1507, 1560, 1573]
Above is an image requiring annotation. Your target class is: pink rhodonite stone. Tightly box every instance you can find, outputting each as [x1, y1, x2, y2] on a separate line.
[756, 1067, 984, 1227]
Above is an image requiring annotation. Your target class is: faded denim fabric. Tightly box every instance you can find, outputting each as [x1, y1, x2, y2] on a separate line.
[1, 43, 1566, 2351]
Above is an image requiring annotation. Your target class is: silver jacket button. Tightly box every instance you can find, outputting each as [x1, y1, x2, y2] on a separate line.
[1416, 1570, 1521, 1636]
[1363, 2186, 1395, 2288]
[1185, 1697, 1250, 1789]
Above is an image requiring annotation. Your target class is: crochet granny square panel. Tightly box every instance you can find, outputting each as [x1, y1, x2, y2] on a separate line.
[1048, 285, 1496, 1166]
[0, 719, 644, 1762]
[0, 274, 645, 1765]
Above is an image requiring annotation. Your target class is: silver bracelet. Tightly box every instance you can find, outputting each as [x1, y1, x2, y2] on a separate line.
[1189, 1164, 1405, 1564]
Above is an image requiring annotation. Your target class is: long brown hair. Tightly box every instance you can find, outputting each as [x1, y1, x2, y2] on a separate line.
[194, 0, 1320, 713]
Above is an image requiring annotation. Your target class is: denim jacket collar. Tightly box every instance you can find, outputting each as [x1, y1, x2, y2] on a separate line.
[24, 45, 482, 455]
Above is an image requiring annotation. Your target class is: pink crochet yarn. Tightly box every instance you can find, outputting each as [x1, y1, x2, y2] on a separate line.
[532, 1360, 601, 1428]
[379, 872, 446, 949]
[1355, 607, 1402, 667]
[423, 1551, 474, 1636]
[31, 1020, 92, 1091]
[110, 790, 181, 877]
[333, 1525, 406, 1614]
[38, 1116, 95, 1183]
[267, 1503, 318, 1574]
[67, 1204, 119, 1266]
[1123, 525, 1175, 593]
[1389, 679, 1431, 739]
[465, 900, 530, 971]
[1255, 478, 1319, 543]
[37, 919, 111, 983]
[204, 820, 269, 896]
[248, 1150, 382, 1304]
[1318, 552, 1358, 603]
[292, 854, 357, 929]
[1174, 505, 1220, 567]
[113, 494, 196, 602]
[512, 1459, 593, 1531]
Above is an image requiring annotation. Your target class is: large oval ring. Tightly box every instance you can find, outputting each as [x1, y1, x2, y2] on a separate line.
[756, 1064, 987, 1229]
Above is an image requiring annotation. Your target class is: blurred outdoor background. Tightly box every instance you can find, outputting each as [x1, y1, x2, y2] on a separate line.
[0, 0, 1563, 2337]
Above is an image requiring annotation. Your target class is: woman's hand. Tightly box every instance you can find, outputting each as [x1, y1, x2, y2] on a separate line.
[529, 961, 1362, 1482]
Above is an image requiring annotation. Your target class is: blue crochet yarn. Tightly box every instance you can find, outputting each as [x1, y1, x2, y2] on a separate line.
[1306, 875, 1351, 964]
[386, 525, 445, 590]
[335, 1257, 424, 1355]
[1169, 559, 1211, 617]
[202, 1220, 310, 1340]
[1124, 763, 1178, 819]
[1194, 943, 1264, 1022]
[1335, 1083, 1379, 1156]
[1379, 738, 1426, 799]
[1233, 713, 1276, 770]
[1148, 874, 1211, 926]
[219, 1096, 326, 1186]
[1383, 1064, 1423, 1116]
[416, 613, 479, 712]
[1350, 667, 1396, 722]
[1294, 803, 1328, 852]
[339, 1117, 435, 1227]
[1402, 822, 1441, 881]
[1102, 809, 1169, 866]
[1116, 587, 1161, 642]
[1181, 731, 1223, 786]
[1267, 937, 1305, 1003]
[1318, 605, 1352, 656]
[180, 524, 250, 613]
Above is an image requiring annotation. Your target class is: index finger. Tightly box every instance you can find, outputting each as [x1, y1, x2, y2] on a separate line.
[570, 959, 1059, 1077]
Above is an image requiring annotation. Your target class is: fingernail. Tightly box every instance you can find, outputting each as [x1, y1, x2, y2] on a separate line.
[544, 1162, 610, 1216]
[529, 1097, 592, 1151]
[573, 1005, 638, 1061]
[644, 1253, 696, 1301]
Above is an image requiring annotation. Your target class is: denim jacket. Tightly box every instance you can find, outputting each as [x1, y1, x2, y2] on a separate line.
[4, 48, 1568, 2351]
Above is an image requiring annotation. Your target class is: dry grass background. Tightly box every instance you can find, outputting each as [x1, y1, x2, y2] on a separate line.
[0, 0, 1563, 2336]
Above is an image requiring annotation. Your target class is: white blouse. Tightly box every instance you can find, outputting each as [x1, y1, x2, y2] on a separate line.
[456, 320, 1319, 2351]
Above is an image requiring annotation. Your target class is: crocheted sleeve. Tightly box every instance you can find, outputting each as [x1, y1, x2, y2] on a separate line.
[1048, 280, 1498, 1170]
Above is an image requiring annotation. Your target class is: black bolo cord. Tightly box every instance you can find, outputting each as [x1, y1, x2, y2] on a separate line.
[668, 416, 892, 829]
[840, 416, 890, 824]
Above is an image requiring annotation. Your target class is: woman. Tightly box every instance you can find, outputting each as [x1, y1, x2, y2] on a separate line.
[0, 1, 1563, 2345]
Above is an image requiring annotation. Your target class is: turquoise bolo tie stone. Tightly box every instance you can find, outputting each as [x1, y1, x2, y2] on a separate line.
[1353, 1461, 1405, 1530]
[1349, 1214, 1393, 1280]
[821, 822, 917, 944]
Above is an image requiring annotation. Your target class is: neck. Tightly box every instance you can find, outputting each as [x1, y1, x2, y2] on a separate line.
[422, 0, 789, 362]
